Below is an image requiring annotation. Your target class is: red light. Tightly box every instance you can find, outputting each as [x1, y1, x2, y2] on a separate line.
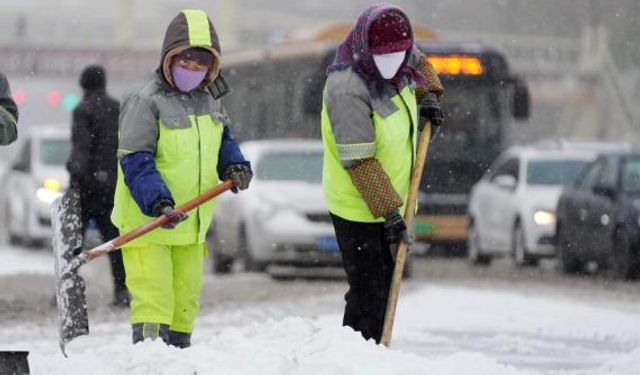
[47, 90, 62, 107]
[12, 90, 26, 106]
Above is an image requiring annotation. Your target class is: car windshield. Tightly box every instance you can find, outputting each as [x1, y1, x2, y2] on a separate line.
[39, 138, 71, 166]
[256, 151, 323, 184]
[621, 158, 640, 194]
[526, 159, 589, 185]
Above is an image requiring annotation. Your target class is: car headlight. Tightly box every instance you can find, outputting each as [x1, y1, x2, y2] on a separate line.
[36, 178, 64, 204]
[533, 210, 556, 226]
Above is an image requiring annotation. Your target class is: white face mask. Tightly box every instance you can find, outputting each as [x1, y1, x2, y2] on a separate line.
[372, 51, 406, 79]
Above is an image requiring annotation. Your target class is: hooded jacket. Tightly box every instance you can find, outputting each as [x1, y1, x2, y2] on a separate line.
[112, 9, 248, 245]
[0, 72, 18, 145]
[321, 4, 444, 222]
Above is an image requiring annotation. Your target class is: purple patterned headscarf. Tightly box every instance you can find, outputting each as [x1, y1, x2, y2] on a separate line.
[326, 3, 426, 97]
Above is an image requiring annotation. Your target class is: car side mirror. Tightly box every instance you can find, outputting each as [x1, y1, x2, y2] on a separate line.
[494, 174, 517, 190]
[592, 183, 617, 200]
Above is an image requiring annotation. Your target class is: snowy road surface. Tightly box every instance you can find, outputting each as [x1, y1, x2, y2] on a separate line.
[1, 243, 640, 374]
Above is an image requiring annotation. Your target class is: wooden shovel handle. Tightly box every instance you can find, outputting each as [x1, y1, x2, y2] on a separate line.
[381, 122, 432, 347]
[83, 180, 235, 262]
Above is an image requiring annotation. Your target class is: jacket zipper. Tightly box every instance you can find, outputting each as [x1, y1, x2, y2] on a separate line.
[192, 93, 202, 238]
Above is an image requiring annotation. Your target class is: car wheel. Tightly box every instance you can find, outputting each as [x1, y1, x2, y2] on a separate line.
[467, 221, 491, 266]
[608, 227, 638, 280]
[557, 225, 583, 274]
[511, 222, 538, 267]
[239, 224, 267, 272]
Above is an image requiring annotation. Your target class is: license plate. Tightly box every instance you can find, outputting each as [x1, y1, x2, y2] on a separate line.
[316, 236, 339, 252]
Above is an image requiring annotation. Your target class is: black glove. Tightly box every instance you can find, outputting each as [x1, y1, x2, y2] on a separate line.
[419, 92, 444, 138]
[223, 164, 253, 193]
[383, 209, 413, 246]
[152, 199, 188, 229]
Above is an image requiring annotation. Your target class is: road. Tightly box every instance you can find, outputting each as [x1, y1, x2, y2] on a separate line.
[2, 243, 640, 325]
[2, 242, 640, 373]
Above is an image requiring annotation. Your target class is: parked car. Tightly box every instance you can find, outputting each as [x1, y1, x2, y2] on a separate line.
[207, 139, 341, 277]
[556, 150, 640, 279]
[467, 141, 612, 266]
[1, 125, 70, 245]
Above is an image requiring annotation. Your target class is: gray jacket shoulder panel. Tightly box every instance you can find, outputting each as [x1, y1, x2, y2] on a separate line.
[324, 69, 375, 159]
[118, 76, 162, 157]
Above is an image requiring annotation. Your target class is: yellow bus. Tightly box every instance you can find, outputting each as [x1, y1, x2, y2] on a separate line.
[222, 25, 530, 253]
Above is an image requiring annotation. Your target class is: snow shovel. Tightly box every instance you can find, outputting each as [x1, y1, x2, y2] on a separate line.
[381, 122, 432, 347]
[51, 179, 235, 356]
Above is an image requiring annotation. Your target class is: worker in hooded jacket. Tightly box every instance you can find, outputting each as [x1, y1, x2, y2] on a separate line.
[322, 4, 444, 343]
[111, 9, 252, 348]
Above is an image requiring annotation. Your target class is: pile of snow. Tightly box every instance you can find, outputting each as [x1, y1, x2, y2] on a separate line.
[29, 317, 523, 375]
[395, 286, 640, 342]
[10, 285, 640, 374]
[3, 242, 640, 375]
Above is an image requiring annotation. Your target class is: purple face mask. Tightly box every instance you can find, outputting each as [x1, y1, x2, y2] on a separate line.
[171, 65, 207, 92]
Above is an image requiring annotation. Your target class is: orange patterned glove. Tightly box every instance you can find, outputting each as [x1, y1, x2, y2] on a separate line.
[348, 158, 403, 218]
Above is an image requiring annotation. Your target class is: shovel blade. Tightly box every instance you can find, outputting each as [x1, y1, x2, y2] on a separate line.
[51, 188, 88, 356]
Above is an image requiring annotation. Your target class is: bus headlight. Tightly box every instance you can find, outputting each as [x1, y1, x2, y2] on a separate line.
[36, 178, 64, 204]
[533, 210, 556, 226]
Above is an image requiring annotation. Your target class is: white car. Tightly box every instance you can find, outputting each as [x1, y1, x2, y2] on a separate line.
[1, 125, 70, 245]
[466, 141, 620, 267]
[207, 139, 340, 278]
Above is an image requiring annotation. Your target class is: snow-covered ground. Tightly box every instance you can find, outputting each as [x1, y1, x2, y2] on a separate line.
[2, 245, 640, 374]
[0, 244, 53, 276]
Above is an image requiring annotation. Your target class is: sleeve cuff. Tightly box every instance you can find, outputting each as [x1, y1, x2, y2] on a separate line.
[337, 142, 376, 161]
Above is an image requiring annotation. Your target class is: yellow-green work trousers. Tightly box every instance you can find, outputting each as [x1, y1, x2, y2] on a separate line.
[122, 243, 206, 333]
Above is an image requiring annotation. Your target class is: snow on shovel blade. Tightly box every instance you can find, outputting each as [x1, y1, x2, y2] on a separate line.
[51, 188, 88, 357]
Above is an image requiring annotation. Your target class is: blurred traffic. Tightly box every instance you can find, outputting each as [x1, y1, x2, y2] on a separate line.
[467, 140, 627, 267]
[0, 125, 69, 245]
[0, 2, 638, 286]
[556, 149, 640, 279]
[207, 139, 342, 278]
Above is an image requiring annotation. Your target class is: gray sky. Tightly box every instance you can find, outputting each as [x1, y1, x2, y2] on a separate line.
[0, 0, 637, 68]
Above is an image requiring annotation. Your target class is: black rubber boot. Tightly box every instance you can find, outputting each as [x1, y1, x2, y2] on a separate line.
[132, 323, 169, 345]
[168, 330, 192, 348]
